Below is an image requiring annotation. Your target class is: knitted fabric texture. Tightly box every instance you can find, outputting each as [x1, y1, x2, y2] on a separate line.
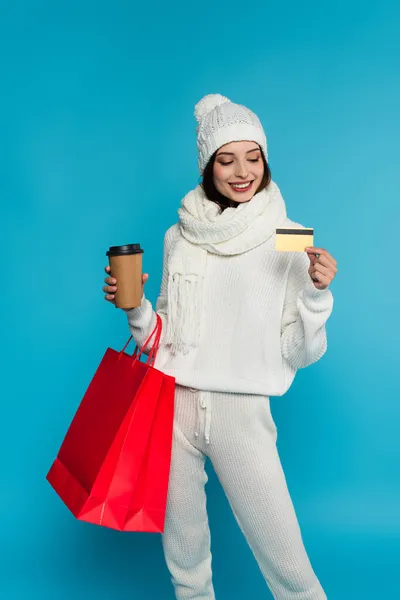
[124, 218, 334, 396]
[163, 181, 287, 355]
[195, 93, 268, 174]
[161, 384, 328, 599]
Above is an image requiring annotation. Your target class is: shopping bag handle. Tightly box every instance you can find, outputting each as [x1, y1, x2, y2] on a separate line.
[120, 313, 162, 366]
[133, 313, 162, 365]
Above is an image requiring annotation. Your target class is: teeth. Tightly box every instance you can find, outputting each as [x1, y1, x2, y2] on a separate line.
[231, 182, 252, 189]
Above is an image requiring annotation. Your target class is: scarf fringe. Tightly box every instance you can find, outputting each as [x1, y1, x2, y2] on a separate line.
[165, 272, 204, 355]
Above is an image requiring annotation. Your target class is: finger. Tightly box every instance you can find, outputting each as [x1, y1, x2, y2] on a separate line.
[312, 253, 338, 272]
[306, 247, 337, 267]
[311, 277, 328, 289]
[103, 285, 117, 293]
[105, 265, 111, 273]
[311, 263, 336, 283]
[312, 263, 330, 277]
[310, 269, 329, 285]
[105, 294, 115, 302]
[306, 250, 338, 272]
[142, 273, 149, 283]
[306, 252, 317, 266]
[105, 276, 117, 285]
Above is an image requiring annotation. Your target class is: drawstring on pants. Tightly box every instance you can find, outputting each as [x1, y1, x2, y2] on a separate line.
[194, 392, 211, 445]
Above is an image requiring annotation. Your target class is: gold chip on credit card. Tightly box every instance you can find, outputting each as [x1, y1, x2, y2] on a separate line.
[276, 227, 314, 252]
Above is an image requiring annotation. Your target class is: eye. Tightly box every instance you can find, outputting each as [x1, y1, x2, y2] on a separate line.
[248, 158, 260, 163]
[219, 161, 233, 166]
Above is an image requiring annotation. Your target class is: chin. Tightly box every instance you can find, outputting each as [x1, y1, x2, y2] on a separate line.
[225, 191, 255, 203]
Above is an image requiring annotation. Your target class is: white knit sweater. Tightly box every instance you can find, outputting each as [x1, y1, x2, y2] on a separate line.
[124, 221, 334, 396]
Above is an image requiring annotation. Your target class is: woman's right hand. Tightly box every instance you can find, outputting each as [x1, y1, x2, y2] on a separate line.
[103, 266, 149, 306]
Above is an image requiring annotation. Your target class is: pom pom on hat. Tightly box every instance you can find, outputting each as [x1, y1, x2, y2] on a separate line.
[194, 93, 268, 174]
[194, 94, 231, 123]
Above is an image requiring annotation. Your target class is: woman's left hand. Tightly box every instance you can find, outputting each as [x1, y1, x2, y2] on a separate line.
[305, 247, 338, 290]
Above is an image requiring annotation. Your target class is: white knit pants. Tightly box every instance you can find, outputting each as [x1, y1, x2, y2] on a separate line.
[161, 384, 327, 600]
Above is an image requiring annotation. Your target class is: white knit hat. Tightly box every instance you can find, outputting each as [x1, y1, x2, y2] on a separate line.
[194, 94, 268, 174]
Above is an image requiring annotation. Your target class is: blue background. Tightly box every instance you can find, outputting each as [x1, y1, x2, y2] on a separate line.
[1, 0, 399, 598]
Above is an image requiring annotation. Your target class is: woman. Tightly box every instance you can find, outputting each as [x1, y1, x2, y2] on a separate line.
[103, 94, 338, 600]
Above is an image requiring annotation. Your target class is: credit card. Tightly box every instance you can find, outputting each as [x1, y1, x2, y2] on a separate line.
[276, 227, 314, 252]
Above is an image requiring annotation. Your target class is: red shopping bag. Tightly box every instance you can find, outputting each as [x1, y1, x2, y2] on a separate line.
[46, 313, 175, 532]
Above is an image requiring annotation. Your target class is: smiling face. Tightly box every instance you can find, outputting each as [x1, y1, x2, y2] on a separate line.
[213, 140, 265, 203]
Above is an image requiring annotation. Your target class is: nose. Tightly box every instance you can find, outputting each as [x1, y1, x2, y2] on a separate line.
[234, 160, 249, 179]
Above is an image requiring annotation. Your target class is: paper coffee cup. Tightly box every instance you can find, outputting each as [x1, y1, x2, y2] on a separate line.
[106, 244, 144, 309]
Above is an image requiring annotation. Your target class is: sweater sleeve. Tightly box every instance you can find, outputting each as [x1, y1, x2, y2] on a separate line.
[280, 251, 334, 369]
[122, 225, 175, 355]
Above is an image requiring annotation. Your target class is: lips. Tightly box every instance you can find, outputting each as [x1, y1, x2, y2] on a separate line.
[229, 181, 254, 192]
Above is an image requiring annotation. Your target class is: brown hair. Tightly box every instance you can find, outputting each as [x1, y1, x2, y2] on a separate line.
[201, 147, 271, 211]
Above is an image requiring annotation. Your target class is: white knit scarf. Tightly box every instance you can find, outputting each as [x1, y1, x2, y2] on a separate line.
[164, 181, 288, 355]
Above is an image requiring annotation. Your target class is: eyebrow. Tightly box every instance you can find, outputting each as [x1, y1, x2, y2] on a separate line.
[216, 147, 261, 156]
